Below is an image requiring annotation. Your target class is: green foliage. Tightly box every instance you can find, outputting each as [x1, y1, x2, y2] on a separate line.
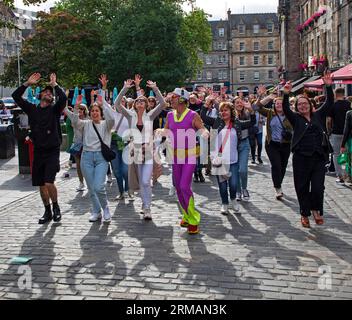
[101, 0, 203, 91]
[1, 11, 103, 88]
[1, 0, 212, 90]
[178, 8, 212, 78]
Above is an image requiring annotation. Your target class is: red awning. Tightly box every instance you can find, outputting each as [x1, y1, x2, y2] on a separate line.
[304, 78, 324, 90]
[304, 63, 352, 90]
[331, 63, 352, 80]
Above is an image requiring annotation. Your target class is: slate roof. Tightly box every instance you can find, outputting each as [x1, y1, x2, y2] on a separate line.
[230, 13, 279, 28]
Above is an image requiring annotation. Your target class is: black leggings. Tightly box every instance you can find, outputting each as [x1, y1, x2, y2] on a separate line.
[265, 141, 291, 189]
[292, 152, 326, 217]
[250, 133, 263, 160]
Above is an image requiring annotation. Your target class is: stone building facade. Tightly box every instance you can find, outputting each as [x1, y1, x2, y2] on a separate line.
[189, 20, 230, 92]
[189, 12, 280, 94]
[228, 11, 280, 94]
[278, 0, 302, 80]
[279, 0, 352, 81]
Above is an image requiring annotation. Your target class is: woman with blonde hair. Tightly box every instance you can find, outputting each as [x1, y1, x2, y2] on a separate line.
[114, 78, 166, 220]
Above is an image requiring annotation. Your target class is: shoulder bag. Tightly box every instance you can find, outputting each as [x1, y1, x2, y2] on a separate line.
[92, 123, 116, 162]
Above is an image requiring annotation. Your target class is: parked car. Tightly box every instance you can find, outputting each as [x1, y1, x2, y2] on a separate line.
[0, 97, 17, 109]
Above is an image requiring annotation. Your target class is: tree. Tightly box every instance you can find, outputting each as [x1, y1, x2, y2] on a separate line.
[0, 11, 103, 88]
[100, 0, 211, 90]
[178, 8, 212, 78]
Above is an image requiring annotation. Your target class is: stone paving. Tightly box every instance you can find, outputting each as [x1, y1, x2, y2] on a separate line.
[0, 152, 352, 300]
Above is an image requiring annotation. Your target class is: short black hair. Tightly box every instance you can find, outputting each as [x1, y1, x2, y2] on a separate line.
[335, 88, 345, 96]
[40, 86, 54, 96]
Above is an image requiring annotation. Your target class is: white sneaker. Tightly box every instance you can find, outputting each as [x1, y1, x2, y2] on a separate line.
[89, 212, 102, 222]
[236, 192, 242, 201]
[107, 174, 113, 184]
[143, 208, 152, 220]
[115, 193, 124, 201]
[169, 186, 176, 196]
[220, 204, 229, 215]
[231, 200, 240, 213]
[242, 189, 250, 202]
[275, 188, 283, 200]
[103, 206, 111, 223]
[72, 163, 77, 169]
[76, 183, 85, 192]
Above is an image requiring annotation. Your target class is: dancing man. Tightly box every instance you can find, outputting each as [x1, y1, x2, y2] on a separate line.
[12, 73, 67, 224]
[158, 88, 209, 234]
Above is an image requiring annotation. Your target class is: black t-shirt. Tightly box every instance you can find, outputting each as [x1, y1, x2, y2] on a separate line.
[328, 100, 351, 135]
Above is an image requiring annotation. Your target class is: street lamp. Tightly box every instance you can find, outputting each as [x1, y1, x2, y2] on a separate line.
[16, 39, 21, 87]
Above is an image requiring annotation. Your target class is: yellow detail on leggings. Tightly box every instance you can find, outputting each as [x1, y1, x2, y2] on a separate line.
[174, 147, 197, 159]
[184, 196, 200, 226]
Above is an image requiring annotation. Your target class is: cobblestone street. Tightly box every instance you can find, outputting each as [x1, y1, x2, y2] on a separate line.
[1, 154, 352, 300]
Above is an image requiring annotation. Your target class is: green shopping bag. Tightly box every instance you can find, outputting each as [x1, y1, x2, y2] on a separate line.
[338, 152, 348, 165]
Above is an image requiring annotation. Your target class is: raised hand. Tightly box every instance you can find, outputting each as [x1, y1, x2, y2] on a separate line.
[282, 81, 292, 94]
[146, 80, 157, 89]
[49, 73, 57, 87]
[124, 79, 134, 89]
[134, 74, 143, 88]
[322, 70, 333, 86]
[26, 73, 41, 85]
[99, 74, 109, 89]
[257, 84, 267, 96]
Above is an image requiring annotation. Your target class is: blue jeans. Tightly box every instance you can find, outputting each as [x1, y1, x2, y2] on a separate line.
[237, 138, 250, 192]
[81, 151, 109, 214]
[110, 143, 129, 194]
[217, 163, 239, 205]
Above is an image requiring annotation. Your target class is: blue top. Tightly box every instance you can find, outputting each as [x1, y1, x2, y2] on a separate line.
[270, 115, 285, 143]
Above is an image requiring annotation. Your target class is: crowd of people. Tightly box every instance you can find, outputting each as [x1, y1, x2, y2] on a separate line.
[11, 71, 352, 234]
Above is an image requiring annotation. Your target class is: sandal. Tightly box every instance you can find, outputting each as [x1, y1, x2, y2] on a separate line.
[301, 216, 310, 228]
[312, 211, 324, 225]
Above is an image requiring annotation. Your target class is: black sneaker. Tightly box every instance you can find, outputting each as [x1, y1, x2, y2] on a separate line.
[52, 205, 62, 222]
[193, 173, 199, 183]
[198, 171, 205, 183]
[38, 209, 52, 224]
[258, 158, 263, 164]
[251, 159, 256, 164]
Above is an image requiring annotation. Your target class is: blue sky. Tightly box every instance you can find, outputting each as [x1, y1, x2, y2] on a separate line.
[16, 0, 278, 19]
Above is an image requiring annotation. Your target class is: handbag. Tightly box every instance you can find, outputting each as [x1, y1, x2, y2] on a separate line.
[211, 123, 232, 176]
[92, 123, 116, 162]
[275, 111, 293, 142]
[322, 132, 333, 154]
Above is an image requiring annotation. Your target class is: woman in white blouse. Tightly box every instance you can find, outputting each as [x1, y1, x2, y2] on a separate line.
[114, 78, 166, 220]
[65, 75, 115, 223]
